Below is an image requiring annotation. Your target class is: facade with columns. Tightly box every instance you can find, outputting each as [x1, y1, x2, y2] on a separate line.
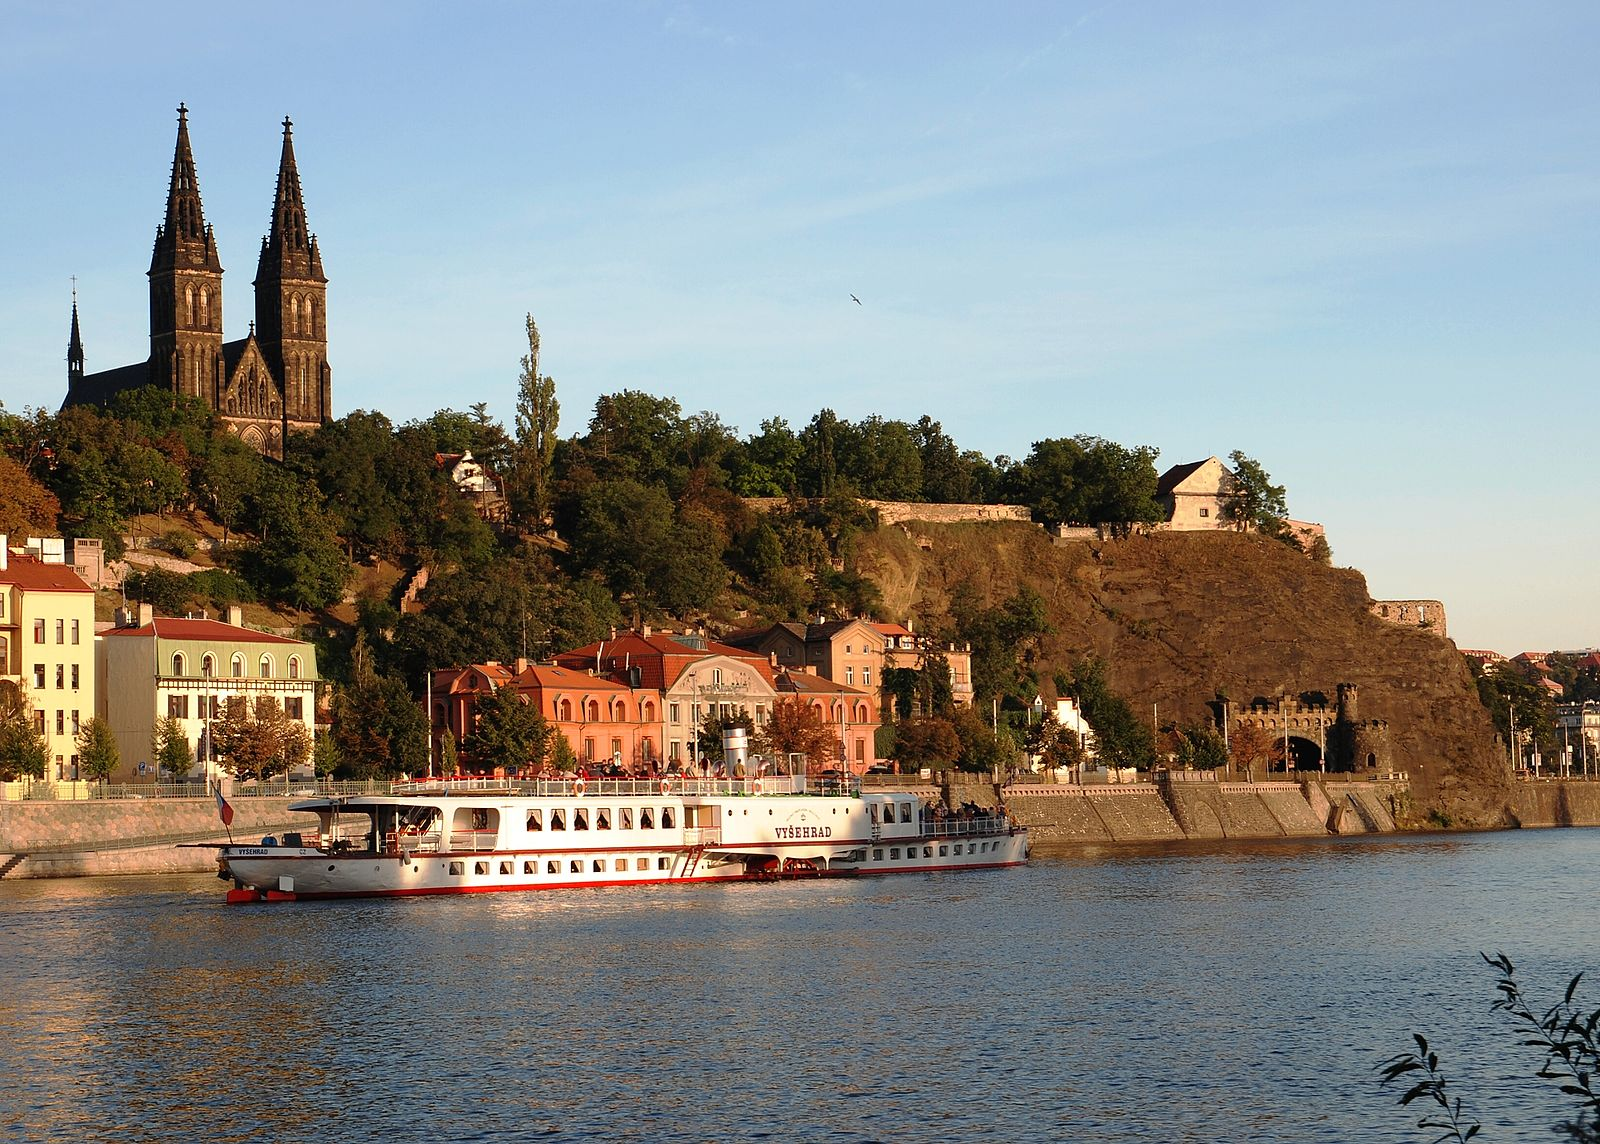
[63, 106, 332, 457]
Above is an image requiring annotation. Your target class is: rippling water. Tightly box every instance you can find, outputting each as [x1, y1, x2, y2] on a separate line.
[2, 829, 1596, 1142]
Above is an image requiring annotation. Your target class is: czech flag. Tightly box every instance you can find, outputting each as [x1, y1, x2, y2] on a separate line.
[214, 787, 235, 827]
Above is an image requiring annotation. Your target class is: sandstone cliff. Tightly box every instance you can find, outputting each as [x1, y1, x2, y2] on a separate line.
[856, 523, 1511, 828]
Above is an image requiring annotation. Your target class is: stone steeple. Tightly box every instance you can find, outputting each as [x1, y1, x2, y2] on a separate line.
[67, 286, 84, 388]
[147, 104, 224, 403]
[254, 116, 330, 427]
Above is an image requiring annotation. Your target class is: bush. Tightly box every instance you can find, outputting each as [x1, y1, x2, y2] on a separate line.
[153, 529, 196, 559]
[185, 568, 256, 608]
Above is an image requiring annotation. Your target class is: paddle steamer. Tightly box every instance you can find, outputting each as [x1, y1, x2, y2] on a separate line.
[218, 771, 1028, 902]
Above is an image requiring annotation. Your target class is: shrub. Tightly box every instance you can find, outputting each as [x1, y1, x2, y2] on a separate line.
[153, 529, 195, 559]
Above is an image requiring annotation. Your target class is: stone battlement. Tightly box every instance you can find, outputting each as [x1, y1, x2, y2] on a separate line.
[1371, 599, 1447, 639]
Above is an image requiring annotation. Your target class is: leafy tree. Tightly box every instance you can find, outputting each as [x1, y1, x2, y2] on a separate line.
[152, 716, 193, 779]
[1174, 725, 1229, 770]
[1474, 660, 1558, 766]
[1026, 714, 1086, 772]
[438, 727, 459, 778]
[313, 731, 342, 778]
[0, 682, 48, 781]
[235, 464, 350, 610]
[957, 586, 1050, 706]
[196, 433, 263, 545]
[890, 718, 961, 771]
[952, 705, 1008, 773]
[1222, 451, 1296, 546]
[1003, 436, 1163, 526]
[463, 688, 551, 772]
[76, 717, 121, 787]
[756, 699, 837, 768]
[212, 696, 309, 782]
[512, 314, 560, 528]
[123, 567, 191, 615]
[1226, 720, 1281, 776]
[331, 640, 429, 778]
[0, 454, 61, 536]
[731, 417, 803, 496]
[1062, 658, 1156, 770]
[564, 478, 728, 619]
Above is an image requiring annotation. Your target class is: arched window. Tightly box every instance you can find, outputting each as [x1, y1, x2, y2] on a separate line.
[171, 652, 186, 677]
[712, 668, 723, 686]
[288, 656, 302, 680]
[307, 297, 316, 334]
[201, 654, 215, 679]
[231, 653, 245, 678]
[585, 700, 600, 722]
[259, 655, 274, 679]
[200, 287, 210, 328]
[558, 698, 572, 721]
[290, 296, 301, 333]
[184, 285, 194, 326]
[641, 700, 655, 722]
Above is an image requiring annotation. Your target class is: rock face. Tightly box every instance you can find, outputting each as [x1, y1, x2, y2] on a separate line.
[857, 524, 1512, 828]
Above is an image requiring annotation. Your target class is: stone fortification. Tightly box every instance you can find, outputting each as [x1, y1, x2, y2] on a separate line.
[742, 497, 1032, 526]
[1371, 600, 1447, 639]
[1509, 782, 1600, 828]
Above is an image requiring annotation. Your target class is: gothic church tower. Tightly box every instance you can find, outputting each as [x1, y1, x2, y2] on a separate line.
[254, 117, 331, 428]
[147, 104, 225, 405]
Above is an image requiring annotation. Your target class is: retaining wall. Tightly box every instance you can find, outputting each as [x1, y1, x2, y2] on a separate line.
[1511, 782, 1600, 828]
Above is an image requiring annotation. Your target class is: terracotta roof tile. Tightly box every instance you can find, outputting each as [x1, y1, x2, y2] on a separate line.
[0, 554, 92, 593]
[100, 617, 305, 644]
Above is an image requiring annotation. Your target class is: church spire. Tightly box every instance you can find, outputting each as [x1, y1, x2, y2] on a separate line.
[150, 104, 222, 274]
[262, 117, 312, 267]
[67, 282, 84, 388]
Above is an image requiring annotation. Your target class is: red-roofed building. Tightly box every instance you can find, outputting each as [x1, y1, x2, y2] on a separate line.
[0, 541, 96, 781]
[774, 669, 880, 771]
[98, 604, 319, 783]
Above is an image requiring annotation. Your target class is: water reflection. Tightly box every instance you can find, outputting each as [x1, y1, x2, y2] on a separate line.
[1, 832, 1595, 1141]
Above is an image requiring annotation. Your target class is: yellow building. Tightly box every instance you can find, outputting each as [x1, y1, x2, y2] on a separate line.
[0, 541, 98, 781]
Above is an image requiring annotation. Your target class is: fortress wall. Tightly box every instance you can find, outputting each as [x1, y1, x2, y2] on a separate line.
[1217, 791, 1292, 838]
[1371, 599, 1448, 640]
[1162, 784, 1228, 839]
[1003, 787, 1114, 843]
[1082, 786, 1185, 842]
[741, 497, 1033, 527]
[1260, 789, 1331, 836]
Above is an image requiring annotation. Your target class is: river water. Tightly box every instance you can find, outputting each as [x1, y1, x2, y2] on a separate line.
[1, 828, 1595, 1142]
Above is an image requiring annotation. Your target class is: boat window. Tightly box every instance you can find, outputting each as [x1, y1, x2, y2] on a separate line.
[500, 861, 513, 874]
[661, 808, 674, 829]
[900, 803, 912, 823]
[596, 808, 610, 829]
[923, 846, 932, 858]
[872, 849, 883, 861]
[890, 848, 900, 859]
[593, 859, 606, 872]
[472, 809, 489, 830]
[640, 808, 654, 830]
[551, 810, 566, 830]
[635, 857, 648, 871]
[523, 861, 536, 874]
[620, 808, 633, 829]
[569, 860, 582, 874]
[939, 846, 948, 857]
[449, 861, 464, 875]
[657, 856, 671, 870]
[526, 809, 543, 830]
[547, 860, 559, 874]
[574, 809, 589, 830]
[475, 861, 489, 875]
[868, 805, 878, 823]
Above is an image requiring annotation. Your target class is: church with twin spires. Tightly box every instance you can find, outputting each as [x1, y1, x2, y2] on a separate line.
[64, 105, 331, 457]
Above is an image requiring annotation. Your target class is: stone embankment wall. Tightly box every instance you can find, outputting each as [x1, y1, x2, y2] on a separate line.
[742, 497, 1032, 526]
[1509, 782, 1600, 828]
[0, 798, 306, 878]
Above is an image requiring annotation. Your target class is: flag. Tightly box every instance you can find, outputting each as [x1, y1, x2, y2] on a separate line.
[214, 787, 235, 827]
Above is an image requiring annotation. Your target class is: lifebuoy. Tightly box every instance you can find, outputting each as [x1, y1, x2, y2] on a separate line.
[574, 777, 587, 796]
[659, 778, 671, 795]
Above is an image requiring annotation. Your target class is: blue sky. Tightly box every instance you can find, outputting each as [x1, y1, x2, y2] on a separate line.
[3, 2, 1596, 654]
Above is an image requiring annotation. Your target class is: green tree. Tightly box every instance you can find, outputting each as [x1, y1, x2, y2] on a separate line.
[331, 639, 430, 778]
[463, 688, 551, 772]
[438, 727, 459, 778]
[1222, 451, 1295, 545]
[696, 708, 755, 767]
[957, 585, 1051, 706]
[1174, 725, 1229, 770]
[1004, 436, 1163, 527]
[235, 465, 350, 610]
[313, 731, 342, 778]
[512, 314, 560, 528]
[890, 718, 962, 771]
[152, 716, 193, 779]
[0, 683, 48, 781]
[76, 717, 121, 787]
[1062, 659, 1157, 770]
[213, 696, 307, 782]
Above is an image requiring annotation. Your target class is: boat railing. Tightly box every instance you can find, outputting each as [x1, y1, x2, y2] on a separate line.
[683, 827, 722, 846]
[924, 815, 1014, 839]
[391, 774, 860, 799]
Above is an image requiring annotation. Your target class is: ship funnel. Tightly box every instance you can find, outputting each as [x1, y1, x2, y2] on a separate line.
[722, 726, 750, 771]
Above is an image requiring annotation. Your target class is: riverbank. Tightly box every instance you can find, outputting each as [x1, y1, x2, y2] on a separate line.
[0, 774, 1587, 878]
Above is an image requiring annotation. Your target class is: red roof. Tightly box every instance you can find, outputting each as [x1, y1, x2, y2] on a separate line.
[515, 665, 631, 693]
[554, 631, 774, 690]
[101, 617, 305, 645]
[776, 671, 870, 698]
[0, 554, 92, 593]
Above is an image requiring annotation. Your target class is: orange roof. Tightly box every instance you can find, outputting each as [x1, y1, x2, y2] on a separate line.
[0, 554, 92, 593]
[515, 665, 631, 693]
[555, 631, 774, 690]
[776, 671, 870, 697]
[101, 617, 305, 645]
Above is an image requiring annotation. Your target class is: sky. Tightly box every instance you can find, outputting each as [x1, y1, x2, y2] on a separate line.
[2, 2, 1596, 655]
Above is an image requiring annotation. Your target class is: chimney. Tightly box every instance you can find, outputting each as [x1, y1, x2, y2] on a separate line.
[642, 623, 652, 638]
[138, 603, 154, 627]
[225, 605, 243, 627]
[515, 657, 530, 674]
[0, 533, 7, 571]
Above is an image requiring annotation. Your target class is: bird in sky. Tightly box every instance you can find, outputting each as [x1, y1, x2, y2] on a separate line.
[850, 294, 861, 305]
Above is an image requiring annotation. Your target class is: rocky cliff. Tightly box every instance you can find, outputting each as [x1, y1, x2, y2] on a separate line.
[857, 523, 1511, 827]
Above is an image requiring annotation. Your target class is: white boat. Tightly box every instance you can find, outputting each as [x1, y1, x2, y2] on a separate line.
[217, 773, 1028, 902]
